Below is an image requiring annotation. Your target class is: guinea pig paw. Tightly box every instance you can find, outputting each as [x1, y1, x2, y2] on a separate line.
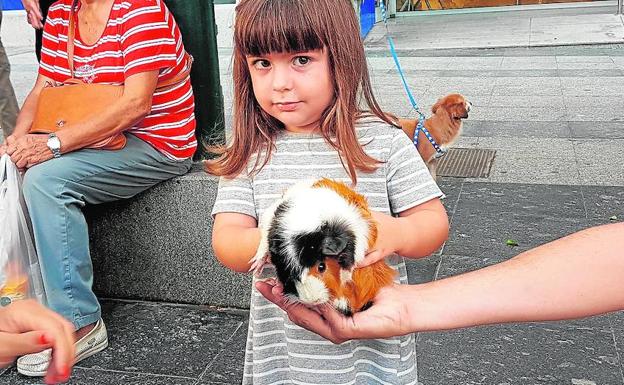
[249, 254, 269, 276]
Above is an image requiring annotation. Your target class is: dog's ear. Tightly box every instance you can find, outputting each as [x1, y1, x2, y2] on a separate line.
[431, 98, 443, 114]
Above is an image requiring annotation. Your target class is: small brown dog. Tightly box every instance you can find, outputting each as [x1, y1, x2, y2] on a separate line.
[398, 93, 471, 179]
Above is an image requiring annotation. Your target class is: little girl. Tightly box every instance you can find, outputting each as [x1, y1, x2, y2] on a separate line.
[206, 1, 449, 384]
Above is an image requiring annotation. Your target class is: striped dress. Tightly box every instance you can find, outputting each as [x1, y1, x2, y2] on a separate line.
[212, 118, 444, 385]
[39, 0, 196, 160]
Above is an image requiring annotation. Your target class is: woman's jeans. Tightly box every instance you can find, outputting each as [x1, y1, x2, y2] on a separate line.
[22, 135, 192, 329]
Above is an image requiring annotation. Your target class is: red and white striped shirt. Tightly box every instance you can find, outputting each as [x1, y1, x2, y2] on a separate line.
[39, 0, 197, 160]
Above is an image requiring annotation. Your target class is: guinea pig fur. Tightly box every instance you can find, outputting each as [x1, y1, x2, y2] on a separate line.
[252, 178, 396, 315]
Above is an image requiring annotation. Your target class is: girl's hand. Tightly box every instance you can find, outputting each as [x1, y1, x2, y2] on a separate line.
[6, 134, 54, 170]
[0, 300, 75, 384]
[256, 279, 414, 343]
[21, 0, 44, 29]
[359, 211, 400, 268]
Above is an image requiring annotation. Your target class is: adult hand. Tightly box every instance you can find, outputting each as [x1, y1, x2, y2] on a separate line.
[359, 211, 399, 268]
[256, 279, 414, 344]
[21, 0, 44, 29]
[0, 300, 75, 384]
[6, 134, 53, 169]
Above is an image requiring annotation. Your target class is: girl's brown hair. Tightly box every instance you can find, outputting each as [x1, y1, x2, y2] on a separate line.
[204, 0, 396, 184]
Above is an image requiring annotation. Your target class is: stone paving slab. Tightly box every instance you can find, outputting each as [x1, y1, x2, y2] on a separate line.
[417, 321, 623, 385]
[443, 182, 590, 260]
[462, 120, 571, 138]
[1, 300, 248, 385]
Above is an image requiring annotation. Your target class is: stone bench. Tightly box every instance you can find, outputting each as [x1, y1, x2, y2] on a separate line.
[86, 165, 252, 309]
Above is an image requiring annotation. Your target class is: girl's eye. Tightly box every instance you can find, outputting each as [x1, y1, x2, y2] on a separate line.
[317, 262, 326, 273]
[294, 56, 310, 66]
[252, 59, 271, 69]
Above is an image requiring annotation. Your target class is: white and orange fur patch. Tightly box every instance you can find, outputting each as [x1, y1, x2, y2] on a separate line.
[253, 178, 396, 314]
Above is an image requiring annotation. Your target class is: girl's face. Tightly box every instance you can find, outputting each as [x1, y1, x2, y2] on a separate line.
[246, 49, 334, 133]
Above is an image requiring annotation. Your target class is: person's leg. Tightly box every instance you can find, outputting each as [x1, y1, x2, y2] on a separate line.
[0, 9, 20, 136]
[22, 135, 191, 330]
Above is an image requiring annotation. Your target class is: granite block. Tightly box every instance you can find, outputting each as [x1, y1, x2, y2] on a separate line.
[557, 61, 618, 70]
[443, 182, 588, 260]
[199, 321, 248, 384]
[0, 367, 197, 385]
[493, 77, 562, 96]
[462, 120, 571, 138]
[501, 56, 558, 70]
[470, 106, 567, 122]
[85, 170, 253, 308]
[556, 55, 615, 63]
[417, 323, 622, 385]
[581, 186, 624, 225]
[437, 177, 465, 221]
[488, 95, 566, 109]
[569, 121, 624, 139]
[560, 77, 624, 96]
[79, 300, 247, 378]
[566, 106, 624, 122]
[406, 254, 441, 284]
[573, 140, 624, 186]
[477, 137, 575, 154]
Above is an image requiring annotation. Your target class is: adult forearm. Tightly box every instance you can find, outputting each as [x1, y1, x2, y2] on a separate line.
[55, 96, 151, 153]
[213, 226, 261, 273]
[11, 88, 41, 138]
[409, 223, 624, 332]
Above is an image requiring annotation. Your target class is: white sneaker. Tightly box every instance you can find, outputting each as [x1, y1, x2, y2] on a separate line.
[17, 318, 108, 377]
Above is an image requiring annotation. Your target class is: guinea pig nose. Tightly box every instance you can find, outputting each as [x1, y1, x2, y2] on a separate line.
[320, 237, 347, 256]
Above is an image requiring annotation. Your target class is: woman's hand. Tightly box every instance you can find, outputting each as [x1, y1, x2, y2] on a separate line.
[21, 0, 44, 29]
[5, 134, 53, 169]
[359, 211, 400, 268]
[0, 300, 75, 384]
[256, 279, 414, 343]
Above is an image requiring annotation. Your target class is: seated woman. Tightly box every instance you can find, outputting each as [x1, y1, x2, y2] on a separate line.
[0, 0, 196, 377]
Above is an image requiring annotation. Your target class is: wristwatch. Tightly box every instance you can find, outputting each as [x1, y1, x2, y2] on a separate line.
[47, 133, 62, 158]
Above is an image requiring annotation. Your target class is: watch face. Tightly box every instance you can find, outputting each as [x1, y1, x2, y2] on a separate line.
[47, 136, 61, 150]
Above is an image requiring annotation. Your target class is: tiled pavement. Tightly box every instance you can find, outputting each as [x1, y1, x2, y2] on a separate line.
[3, 5, 624, 385]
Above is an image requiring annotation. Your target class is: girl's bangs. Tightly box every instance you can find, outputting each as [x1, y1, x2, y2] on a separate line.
[236, 1, 325, 56]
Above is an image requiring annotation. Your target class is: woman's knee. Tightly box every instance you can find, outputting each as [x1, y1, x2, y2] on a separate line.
[22, 163, 63, 203]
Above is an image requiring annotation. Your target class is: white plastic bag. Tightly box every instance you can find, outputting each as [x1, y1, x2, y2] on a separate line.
[0, 154, 46, 307]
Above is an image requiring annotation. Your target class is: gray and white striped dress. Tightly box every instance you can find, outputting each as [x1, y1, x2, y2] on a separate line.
[212, 118, 443, 385]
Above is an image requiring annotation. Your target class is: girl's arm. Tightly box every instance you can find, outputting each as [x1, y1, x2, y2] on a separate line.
[212, 212, 261, 273]
[363, 198, 449, 266]
[257, 222, 624, 343]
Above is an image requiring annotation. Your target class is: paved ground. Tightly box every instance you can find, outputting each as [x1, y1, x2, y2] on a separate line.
[2, 4, 624, 385]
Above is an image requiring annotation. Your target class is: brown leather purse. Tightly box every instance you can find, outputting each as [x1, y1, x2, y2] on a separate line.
[30, 0, 192, 150]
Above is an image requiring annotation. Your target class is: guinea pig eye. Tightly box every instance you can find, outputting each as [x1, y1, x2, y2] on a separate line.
[317, 262, 326, 273]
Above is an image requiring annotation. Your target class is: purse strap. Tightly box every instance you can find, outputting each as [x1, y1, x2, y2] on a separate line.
[66, 0, 193, 90]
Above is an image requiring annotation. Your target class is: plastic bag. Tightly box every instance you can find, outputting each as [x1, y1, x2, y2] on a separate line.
[0, 154, 46, 307]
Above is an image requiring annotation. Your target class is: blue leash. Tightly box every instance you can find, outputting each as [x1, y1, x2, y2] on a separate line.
[378, 2, 446, 158]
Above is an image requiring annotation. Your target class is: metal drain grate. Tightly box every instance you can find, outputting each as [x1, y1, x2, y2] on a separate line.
[436, 148, 496, 178]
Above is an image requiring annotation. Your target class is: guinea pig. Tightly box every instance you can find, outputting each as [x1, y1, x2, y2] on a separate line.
[251, 178, 396, 315]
